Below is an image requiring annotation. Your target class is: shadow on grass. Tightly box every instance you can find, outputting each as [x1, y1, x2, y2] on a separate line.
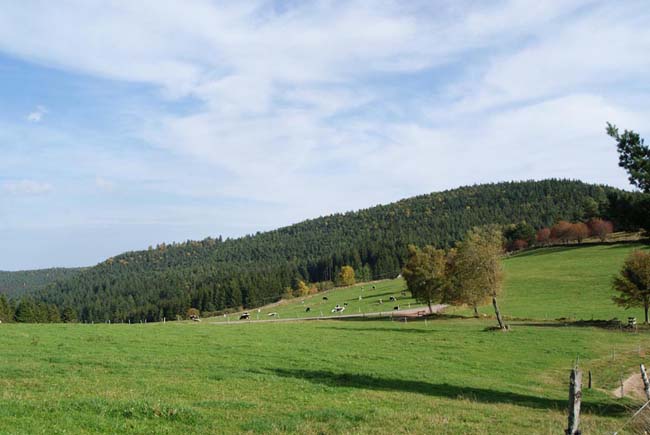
[316, 325, 434, 334]
[515, 319, 650, 334]
[267, 368, 627, 417]
[319, 313, 466, 324]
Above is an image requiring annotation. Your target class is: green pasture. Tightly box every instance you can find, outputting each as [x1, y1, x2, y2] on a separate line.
[207, 278, 413, 322]
[494, 242, 650, 321]
[2, 241, 650, 434]
[1, 319, 649, 434]
[216, 242, 649, 324]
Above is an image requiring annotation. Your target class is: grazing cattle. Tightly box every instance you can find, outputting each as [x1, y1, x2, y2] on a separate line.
[268, 312, 278, 317]
[372, 285, 376, 290]
[331, 305, 345, 313]
[378, 298, 383, 304]
[239, 312, 250, 320]
[305, 307, 311, 312]
[323, 296, 328, 301]
[389, 296, 397, 302]
[393, 306, 399, 310]
[343, 303, 348, 306]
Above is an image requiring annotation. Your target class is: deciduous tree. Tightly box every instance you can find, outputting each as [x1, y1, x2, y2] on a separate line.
[536, 227, 551, 246]
[402, 245, 452, 313]
[337, 266, 356, 287]
[569, 222, 590, 243]
[588, 218, 614, 242]
[613, 251, 650, 323]
[451, 226, 507, 330]
[551, 221, 572, 243]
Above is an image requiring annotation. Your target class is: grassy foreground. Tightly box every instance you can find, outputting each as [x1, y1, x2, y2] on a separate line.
[2, 242, 650, 434]
[1, 319, 649, 434]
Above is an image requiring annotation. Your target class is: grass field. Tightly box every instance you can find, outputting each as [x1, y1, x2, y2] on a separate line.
[208, 278, 412, 322]
[492, 242, 650, 321]
[215, 242, 649, 323]
[2, 241, 650, 434]
[1, 319, 649, 434]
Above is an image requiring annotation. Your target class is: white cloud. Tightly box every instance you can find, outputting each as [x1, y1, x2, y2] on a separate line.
[3, 179, 53, 195]
[26, 105, 47, 122]
[0, 0, 649, 268]
[95, 176, 115, 192]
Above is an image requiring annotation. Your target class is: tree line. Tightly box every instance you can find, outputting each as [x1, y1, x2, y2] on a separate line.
[5, 178, 643, 323]
[4, 119, 649, 324]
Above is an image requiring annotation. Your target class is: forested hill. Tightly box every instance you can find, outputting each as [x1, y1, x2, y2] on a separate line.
[0, 268, 83, 299]
[40, 179, 621, 322]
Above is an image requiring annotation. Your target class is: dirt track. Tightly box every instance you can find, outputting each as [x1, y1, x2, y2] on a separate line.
[208, 304, 447, 325]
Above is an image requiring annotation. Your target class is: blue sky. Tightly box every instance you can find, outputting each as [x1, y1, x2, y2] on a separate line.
[1, 0, 648, 270]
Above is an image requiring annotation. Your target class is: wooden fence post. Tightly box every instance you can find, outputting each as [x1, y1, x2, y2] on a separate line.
[620, 375, 624, 398]
[566, 368, 582, 435]
[641, 364, 650, 401]
[588, 371, 592, 389]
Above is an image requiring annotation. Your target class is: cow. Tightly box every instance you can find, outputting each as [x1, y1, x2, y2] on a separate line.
[389, 296, 397, 302]
[239, 312, 250, 320]
[393, 306, 400, 310]
[331, 305, 345, 313]
[323, 296, 329, 301]
[305, 307, 311, 313]
[268, 312, 278, 317]
[343, 303, 348, 306]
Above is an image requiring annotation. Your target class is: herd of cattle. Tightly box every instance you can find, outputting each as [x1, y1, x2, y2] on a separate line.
[237, 286, 409, 320]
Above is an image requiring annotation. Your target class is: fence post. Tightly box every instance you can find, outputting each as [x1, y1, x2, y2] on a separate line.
[566, 368, 582, 435]
[588, 370, 592, 389]
[620, 375, 624, 398]
[641, 364, 650, 401]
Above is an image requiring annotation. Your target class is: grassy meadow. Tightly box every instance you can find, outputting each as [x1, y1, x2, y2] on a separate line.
[2, 241, 650, 434]
[207, 278, 412, 322]
[1, 319, 649, 434]
[493, 242, 649, 321]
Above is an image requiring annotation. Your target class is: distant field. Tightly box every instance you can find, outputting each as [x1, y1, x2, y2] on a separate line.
[492, 242, 650, 321]
[207, 278, 413, 322]
[217, 242, 649, 323]
[1, 319, 649, 434]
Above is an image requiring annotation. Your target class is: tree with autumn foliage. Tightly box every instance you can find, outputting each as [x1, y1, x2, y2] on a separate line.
[551, 221, 573, 243]
[536, 227, 551, 246]
[336, 266, 356, 287]
[569, 222, 590, 243]
[588, 218, 614, 241]
[613, 250, 650, 323]
[451, 226, 507, 330]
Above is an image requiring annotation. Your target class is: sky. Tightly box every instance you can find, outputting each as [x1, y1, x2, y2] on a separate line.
[0, 0, 649, 270]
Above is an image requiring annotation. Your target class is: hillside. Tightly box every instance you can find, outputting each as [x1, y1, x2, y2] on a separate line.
[0, 268, 83, 299]
[38, 179, 622, 322]
[214, 241, 649, 323]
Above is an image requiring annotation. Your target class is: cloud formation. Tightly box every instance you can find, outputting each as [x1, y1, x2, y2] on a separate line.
[0, 0, 648, 268]
[26, 105, 47, 122]
[3, 179, 53, 195]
